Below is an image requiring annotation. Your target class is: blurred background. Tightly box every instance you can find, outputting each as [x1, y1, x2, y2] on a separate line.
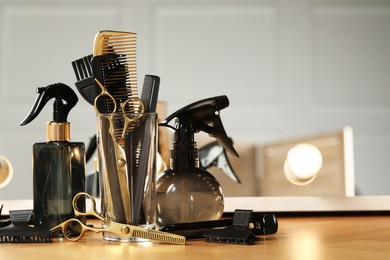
[0, 0, 389, 199]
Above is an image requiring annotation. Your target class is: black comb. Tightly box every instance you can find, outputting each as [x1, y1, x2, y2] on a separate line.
[71, 54, 95, 105]
[0, 210, 53, 243]
[140, 75, 160, 113]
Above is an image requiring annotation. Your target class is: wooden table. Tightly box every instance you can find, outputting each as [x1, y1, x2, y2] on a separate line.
[1, 215, 390, 259]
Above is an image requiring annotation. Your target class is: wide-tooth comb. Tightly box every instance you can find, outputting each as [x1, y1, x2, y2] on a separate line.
[93, 30, 139, 113]
[71, 54, 95, 105]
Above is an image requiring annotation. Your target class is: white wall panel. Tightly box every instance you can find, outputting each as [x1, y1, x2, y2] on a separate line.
[0, 3, 122, 101]
[153, 3, 279, 104]
[312, 3, 390, 103]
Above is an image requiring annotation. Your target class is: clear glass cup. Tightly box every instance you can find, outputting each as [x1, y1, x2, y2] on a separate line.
[96, 112, 157, 242]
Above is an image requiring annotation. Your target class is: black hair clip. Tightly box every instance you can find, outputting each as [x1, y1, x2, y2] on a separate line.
[0, 205, 11, 228]
[0, 209, 52, 243]
[203, 209, 278, 245]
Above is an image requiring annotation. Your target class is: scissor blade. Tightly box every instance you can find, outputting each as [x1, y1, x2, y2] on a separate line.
[98, 117, 127, 224]
[112, 136, 132, 224]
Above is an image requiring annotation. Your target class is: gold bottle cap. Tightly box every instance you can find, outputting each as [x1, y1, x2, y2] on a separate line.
[46, 122, 70, 142]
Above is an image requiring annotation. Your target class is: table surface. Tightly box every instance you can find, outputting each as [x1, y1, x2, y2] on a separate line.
[1, 215, 390, 259]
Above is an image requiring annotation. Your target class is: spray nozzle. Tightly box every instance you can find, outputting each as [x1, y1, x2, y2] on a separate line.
[159, 95, 239, 158]
[20, 83, 78, 126]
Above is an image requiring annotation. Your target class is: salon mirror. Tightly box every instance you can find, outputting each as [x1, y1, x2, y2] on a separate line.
[198, 126, 355, 197]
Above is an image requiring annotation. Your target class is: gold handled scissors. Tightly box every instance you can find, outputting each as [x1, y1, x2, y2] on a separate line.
[50, 192, 186, 245]
[93, 78, 145, 223]
[93, 78, 145, 143]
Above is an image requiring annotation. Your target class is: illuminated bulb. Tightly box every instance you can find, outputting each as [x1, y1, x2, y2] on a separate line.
[284, 143, 323, 185]
[0, 155, 13, 189]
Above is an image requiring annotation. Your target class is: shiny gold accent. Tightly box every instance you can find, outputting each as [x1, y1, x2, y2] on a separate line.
[117, 158, 126, 168]
[46, 122, 70, 142]
[121, 226, 130, 234]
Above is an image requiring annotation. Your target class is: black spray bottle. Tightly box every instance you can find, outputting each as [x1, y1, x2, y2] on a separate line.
[156, 95, 239, 227]
[20, 83, 85, 234]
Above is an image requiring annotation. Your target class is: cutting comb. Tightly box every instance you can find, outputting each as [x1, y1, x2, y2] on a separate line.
[92, 30, 139, 115]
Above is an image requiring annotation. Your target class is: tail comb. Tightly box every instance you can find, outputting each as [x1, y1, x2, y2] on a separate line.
[0, 210, 52, 243]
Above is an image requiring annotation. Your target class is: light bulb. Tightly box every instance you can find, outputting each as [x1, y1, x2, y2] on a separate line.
[0, 155, 13, 189]
[284, 143, 323, 185]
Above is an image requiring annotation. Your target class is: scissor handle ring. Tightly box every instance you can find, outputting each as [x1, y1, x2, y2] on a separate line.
[61, 218, 87, 242]
[72, 192, 103, 220]
[94, 78, 117, 114]
[120, 97, 145, 114]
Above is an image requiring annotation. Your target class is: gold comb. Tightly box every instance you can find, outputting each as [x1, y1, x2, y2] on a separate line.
[92, 30, 139, 114]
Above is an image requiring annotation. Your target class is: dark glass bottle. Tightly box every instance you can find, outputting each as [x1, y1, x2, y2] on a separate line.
[20, 83, 85, 236]
[33, 140, 85, 230]
[156, 96, 239, 228]
[156, 136, 224, 226]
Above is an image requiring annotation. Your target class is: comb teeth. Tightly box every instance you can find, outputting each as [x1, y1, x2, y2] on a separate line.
[0, 235, 53, 243]
[92, 30, 141, 140]
[71, 54, 95, 105]
[72, 54, 93, 81]
[93, 30, 139, 104]
[131, 229, 186, 245]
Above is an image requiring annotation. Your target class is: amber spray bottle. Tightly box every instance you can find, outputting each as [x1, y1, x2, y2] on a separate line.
[20, 83, 85, 235]
[156, 95, 239, 227]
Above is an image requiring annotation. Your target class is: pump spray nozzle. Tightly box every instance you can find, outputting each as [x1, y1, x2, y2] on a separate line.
[20, 83, 78, 142]
[159, 95, 239, 162]
[20, 83, 78, 126]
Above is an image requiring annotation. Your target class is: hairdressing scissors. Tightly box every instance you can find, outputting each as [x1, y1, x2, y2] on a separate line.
[50, 192, 186, 245]
[93, 78, 145, 223]
[93, 78, 145, 143]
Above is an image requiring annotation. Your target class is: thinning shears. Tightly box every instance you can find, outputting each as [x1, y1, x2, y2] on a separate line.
[50, 192, 186, 245]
